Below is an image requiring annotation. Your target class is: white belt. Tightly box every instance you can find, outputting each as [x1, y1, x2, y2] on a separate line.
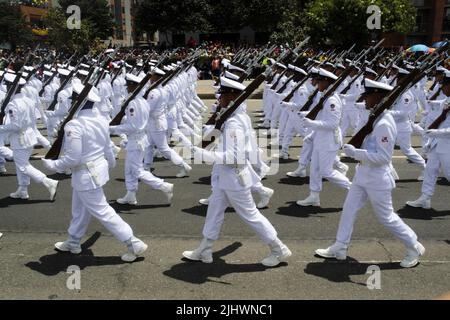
[73, 156, 105, 186]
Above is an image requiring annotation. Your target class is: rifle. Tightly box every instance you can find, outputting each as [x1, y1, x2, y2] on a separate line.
[428, 103, 450, 130]
[45, 60, 108, 160]
[47, 57, 86, 111]
[349, 43, 449, 148]
[202, 73, 267, 148]
[109, 73, 153, 126]
[0, 45, 40, 124]
[305, 39, 386, 120]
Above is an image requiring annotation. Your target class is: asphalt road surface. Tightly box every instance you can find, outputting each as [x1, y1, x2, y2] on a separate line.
[0, 95, 449, 300]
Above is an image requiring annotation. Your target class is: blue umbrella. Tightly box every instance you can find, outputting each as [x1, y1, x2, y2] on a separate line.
[433, 41, 448, 48]
[408, 44, 429, 52]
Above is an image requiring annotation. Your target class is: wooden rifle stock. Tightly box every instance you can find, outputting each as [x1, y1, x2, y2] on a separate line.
[44, 67, 101, 160]
[306, 66, 355, 120]
[202, 74, 266, 148]
[428, 105, 450, 130]
[110, 73, 153, 126]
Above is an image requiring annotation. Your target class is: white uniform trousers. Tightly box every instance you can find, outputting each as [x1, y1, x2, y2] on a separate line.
[422, 150, 450, 197]
[278, 108, 290, 144]
[396, 131, 426, 169]
[203, 186, 278, 245]
[146, 131, 184, 166]
[336, 184, 418, 248]
[13, 148, 46, 186]
[125, 149, 165, 192]
[298, 136, 314, 167]
[282, 112, 303, 153]
[341, 107, 359, 138]
[68, 187, 133, 242]
[263, 90, 274, 122]
[270, 97, 282, 129]
[310, 149, 351, 193]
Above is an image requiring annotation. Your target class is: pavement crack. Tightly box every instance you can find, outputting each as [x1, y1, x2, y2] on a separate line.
[376, 241, 394, 262]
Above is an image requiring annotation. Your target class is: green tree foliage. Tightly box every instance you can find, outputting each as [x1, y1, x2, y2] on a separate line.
[45, 8, 102, 52]
[303, 0, 416, 47]
[135, 0, 212, 42]
[58, 0, 114, 40]
[0, 3, 32, 50]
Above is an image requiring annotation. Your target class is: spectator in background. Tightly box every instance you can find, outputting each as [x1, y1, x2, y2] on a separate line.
[211, 56, 221, 78]
[187, 36, 197, 48]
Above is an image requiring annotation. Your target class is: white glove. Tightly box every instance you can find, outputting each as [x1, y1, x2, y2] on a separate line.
[343, 144, 356, 158]
[426, 129, 439, 137]
[303, 118, 316, 128]
[42, 159, 57, 172]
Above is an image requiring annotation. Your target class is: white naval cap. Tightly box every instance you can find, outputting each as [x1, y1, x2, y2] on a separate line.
[365, 67, 378, 76]
[43, 70, 53, 77]
[364, 78, 393, 92]
[224, 70, 240, 81]
[67, 65, 75, 71]
[288, 64, 307, 76]
[228, 64, 246, 73]
[163, 65, 173, 72]
[80, 63, 90, 69]
[335, 62, 345, 70]
[318, 68, 338, 80]
[276, 62, 287, 69]
[77, 69, 89, 76]
[4, 73, 26, 85]
[72, 82, 101, 103]
[397, 67, 410, 75]
[150, 59, 159, 64]
[152, 67, 166, 76]
[436, 66, 447, 72]
[218, 76, 246, 94]
[24, 66, 34, 72]
[125, 73, 143, 84]
[58, 68, 71, 77]
[105, 48, 115, 54]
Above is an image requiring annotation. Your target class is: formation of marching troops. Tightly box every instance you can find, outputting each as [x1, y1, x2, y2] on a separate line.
[0, 38, 449, 269]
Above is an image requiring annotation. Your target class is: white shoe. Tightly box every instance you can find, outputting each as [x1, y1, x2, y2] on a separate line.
[280, 151, 289, 160]
[122, 237, 148, 262]
[143, 164, 151, 171]
[160, 183, 174, 204]
[257, 187, 274, 209]
[336, 162, 349, 176]
[117, 191, 138, 205]
[43, 178, 59, 202]
[400, 242, 425, 268]
[417, 172, 425, 181]
[287, 166, 306, 178]
[10, 187, 29, 200]
[261, 240, 292, 267]
[0, 166, 6, 174]
[176, 163, 192, 178]
[199, 198, 210, 206]
[297, 192, 320, 207]
[112, 145, 121, 158]
[315, 242, 348, 260]
[54, 240, 82, 255]
[406, 194, 431, 210]
[183, 238, 214, 263]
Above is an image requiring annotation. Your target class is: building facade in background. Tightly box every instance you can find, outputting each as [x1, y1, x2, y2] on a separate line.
[407, 0, 450, 46]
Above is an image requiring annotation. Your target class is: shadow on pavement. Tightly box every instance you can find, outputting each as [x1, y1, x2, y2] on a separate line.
[276, 202, 342, 218]
[110, 201, 171, 214]
[397, 205, 450, 221]
[193, 176, 212, 186]
[0, 197, 53, 209]
[305, 258, 403, 285]
[278, 177, 310, 186]
[182, 205, 235, 217]
[25, 232, 142, 276]
[163, 242, 285, 285]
